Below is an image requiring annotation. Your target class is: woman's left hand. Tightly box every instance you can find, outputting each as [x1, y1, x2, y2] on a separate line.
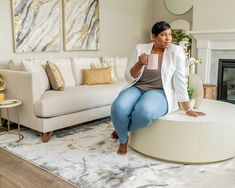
[186, 110, 206, 117]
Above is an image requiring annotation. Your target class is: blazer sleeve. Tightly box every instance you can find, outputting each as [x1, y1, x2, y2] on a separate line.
[125, 45, 142, 83]
[172, 46, 190, 102]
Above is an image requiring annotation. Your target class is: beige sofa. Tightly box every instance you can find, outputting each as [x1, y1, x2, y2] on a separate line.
[0, 57, 128, 142]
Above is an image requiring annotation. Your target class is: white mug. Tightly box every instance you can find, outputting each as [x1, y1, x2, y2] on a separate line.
[147, 54, 158, 70]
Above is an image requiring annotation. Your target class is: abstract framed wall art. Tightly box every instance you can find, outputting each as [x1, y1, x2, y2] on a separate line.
[63, 0, 100, 51]
[11, 0, 61, 53]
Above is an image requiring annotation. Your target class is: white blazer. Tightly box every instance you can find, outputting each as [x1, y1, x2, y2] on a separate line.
[125, 43, 189, 113]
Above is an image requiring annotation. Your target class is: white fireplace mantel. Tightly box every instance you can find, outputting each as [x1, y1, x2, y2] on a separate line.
[190, 30, 235, 83]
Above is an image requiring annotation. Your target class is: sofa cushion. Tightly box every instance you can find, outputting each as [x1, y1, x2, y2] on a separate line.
[8, 60, 23, 71]
[46, 62, 65, 91]
[83, 67, 112, 85]
[72, 57, 100, 85]
[22, 60, 50, 94]
[116, 57, 128, 80]
[34, 81, 128, 118]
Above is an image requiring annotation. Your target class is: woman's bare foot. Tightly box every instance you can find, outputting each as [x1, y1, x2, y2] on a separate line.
[117, 139, 128, 155]
[111, 131, 119, 139]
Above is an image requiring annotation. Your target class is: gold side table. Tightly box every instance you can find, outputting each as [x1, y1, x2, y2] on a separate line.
[0, 99, 24, 144]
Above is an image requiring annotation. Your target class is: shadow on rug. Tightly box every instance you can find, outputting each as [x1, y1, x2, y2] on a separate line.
[1, 118, 235, 188]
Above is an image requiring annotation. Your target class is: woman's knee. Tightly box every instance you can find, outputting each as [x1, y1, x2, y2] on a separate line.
[139, 108, 156, 123]
[111, 87, 141, 116]
[134, 103, 166, 122]
[129, 107, 155, 131]
[111, 98, 128, 116]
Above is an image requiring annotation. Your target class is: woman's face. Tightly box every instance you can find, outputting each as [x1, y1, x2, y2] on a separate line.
[153, 29, 172, 49]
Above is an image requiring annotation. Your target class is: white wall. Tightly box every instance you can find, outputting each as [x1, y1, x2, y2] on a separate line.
[192, 0, 235, 30]
[0, 0, 153, 64]
[100, 0, 153, 57]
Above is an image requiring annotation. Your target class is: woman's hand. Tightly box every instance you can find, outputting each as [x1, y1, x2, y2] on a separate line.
[130, 53, 148, 78]
[180, 102, 206, 117]
[186, 110, 206, 117]
[138, 53, 148, 66]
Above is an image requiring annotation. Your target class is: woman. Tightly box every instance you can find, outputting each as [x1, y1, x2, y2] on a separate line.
[111, 21, 205, 155]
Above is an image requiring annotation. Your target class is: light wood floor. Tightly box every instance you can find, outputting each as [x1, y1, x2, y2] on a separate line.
[0, 148, 76, 188]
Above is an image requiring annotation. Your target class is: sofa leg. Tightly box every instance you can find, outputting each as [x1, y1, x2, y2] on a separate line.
[40, 132, 53, 142]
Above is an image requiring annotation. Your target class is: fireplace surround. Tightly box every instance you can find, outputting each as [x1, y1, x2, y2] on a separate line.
[190, 30, 235, 103]
[190, 30, 235, 84]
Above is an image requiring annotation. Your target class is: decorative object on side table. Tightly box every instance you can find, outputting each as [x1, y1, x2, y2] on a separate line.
[0, 74, 6, 101]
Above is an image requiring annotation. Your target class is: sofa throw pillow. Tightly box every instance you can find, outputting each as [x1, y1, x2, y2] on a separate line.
[91, 58, 117, 82]
[72, 57, 99, 85]
[83, 67, 112, 85]
[46, 62, 65, 91]
[49, 58, 76, 87]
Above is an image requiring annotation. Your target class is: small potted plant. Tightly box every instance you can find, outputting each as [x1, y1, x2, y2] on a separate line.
[172, 29, 203, 74]
[186, 57, 203, 74]
[172, 29, 192, 58]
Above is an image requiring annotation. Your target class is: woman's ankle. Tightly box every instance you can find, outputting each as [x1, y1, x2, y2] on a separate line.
[111, 130, 119, 139]
[117, 137, 129, 155]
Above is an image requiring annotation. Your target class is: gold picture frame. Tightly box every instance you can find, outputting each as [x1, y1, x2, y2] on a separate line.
[62, 0, 100, 51]
[11, 0, 61, 53]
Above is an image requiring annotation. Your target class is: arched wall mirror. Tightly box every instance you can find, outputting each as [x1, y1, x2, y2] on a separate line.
[170, 19, 191, 34]
[165, 0, 193, 15]
[170, 19, 192, 59]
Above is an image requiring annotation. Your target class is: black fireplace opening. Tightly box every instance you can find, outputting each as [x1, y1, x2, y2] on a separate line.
[217, 59, 235, 104]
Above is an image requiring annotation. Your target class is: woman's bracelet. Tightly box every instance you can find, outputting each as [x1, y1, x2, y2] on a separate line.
[185, 108, 192, 113]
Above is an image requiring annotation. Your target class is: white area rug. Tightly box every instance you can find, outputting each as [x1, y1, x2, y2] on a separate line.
[1, 119, 235, 188]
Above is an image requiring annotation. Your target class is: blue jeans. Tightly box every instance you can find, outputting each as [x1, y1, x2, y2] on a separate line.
[111, 86, 168, 144]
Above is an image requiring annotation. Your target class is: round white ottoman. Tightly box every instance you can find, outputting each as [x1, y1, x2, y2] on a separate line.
[129, 99, 235, 164]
